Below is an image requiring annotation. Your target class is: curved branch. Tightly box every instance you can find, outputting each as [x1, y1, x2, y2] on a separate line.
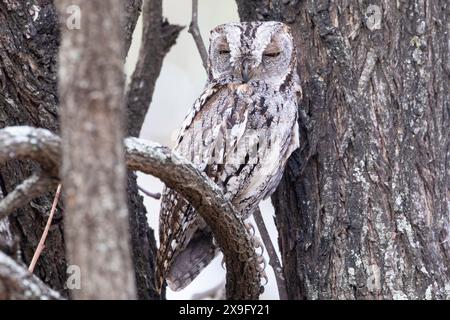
[0, 126, 261, 299]
[0, 251, 62, 300]
[0, 173, 57, 220]
[125, 138, 261, 299]
[0, 127, 61, 173]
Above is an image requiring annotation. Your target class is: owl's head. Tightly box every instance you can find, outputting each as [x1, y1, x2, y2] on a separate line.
[207, 21, 296, 85]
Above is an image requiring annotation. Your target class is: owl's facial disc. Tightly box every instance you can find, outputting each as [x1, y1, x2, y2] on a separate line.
[208, 22, 294, 85]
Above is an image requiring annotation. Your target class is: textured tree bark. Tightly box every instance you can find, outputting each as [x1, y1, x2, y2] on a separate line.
[0, 251, 61, 300]
[0, 0, 179, 300]
[56, 0, 136, 299]
[237, 0, 449, 299]
[0, 0, 68, 296]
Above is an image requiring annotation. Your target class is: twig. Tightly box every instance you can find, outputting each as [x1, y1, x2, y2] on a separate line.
[137, 184, 161, 199]
[0, 174, 57, 220]
[253, 207, 288, 300]
[28, 184, 61, 273]
[188, 0, 208, 71]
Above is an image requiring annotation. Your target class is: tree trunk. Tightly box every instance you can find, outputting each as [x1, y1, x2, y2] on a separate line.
[237, 0, 449, 299]
[0, 0, 68, 295]
[56, 0, 136, 299]
[0, 0, 171, 299]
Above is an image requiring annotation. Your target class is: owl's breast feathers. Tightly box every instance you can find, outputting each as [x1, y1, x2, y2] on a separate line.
[156, 80, 299, 292]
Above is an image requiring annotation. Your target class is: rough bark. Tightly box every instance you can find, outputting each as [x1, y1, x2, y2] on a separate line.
[0, 251, 61, 300]
[0, 0, 179, 300]
[237, 0, 449, 299]
[0, 126, 262, 300]
[56, 0, 136, 299]
[0, 0, 68, 296]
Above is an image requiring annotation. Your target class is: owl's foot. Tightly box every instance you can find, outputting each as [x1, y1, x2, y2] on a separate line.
[245, 221, 256, 236]
[220, 221, 268, 290]
[247, 222, 268, 289]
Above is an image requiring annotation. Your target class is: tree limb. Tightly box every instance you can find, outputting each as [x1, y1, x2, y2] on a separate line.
[0, 251, 62, 300]
[137, 184, 161, 199]
[126, 138, 260, 299]
[0, 127, 61, 172]
[0, 126, 261, 299]
[0, 174, 57, 220]
[188, 0, 208, 71]
[126, 0, 183, 137]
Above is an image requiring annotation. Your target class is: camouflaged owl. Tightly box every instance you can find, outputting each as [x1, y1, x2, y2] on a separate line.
[156, 21, 300, 292]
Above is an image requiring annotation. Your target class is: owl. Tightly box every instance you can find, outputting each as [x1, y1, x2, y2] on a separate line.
[155, 21, 300, 292]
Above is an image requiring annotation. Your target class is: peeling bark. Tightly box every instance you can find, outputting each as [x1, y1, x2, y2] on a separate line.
[237, 0, 449, 299]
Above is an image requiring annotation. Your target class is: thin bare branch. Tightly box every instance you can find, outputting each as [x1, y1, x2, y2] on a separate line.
[0, 126, 261, 299]
[137, 184, 161, 199]
[253, 207, 288, 300]
[188, 0, 208, 71]
[28, 184, 62, 273]
[0, 174, 57, 220]
[0, 251, 62, 300]
[0, 127, 61, 172]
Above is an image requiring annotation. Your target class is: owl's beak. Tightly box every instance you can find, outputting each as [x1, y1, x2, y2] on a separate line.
[241, 59, 252, 83]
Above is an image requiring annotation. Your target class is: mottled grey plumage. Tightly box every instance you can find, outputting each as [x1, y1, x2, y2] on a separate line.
[156, 21, 300, 292]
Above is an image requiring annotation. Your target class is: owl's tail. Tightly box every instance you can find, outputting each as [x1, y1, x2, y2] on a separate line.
[165, 230, 218, 292]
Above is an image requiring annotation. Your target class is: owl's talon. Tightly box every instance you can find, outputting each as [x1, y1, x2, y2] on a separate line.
[252, 237, 264, 257]
[260, 271, 268, 286]
[256, 258, 266, 272]
[257, 255, 266, 266]
[245, 222, 256, 236]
